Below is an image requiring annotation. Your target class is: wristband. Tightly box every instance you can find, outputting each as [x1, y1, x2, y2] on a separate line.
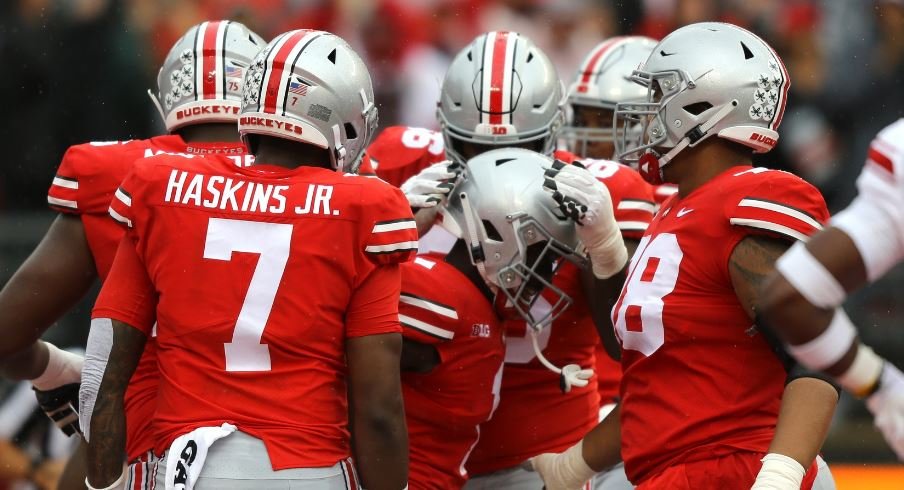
[787, 309, 856, 371]
[85, 464, 126, 490]
[751, 453, 806, 490]
[32, 342, 83, 391]
[837, 343, 884, 397]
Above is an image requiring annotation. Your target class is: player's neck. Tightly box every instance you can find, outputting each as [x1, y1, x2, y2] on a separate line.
[253, 137, 333, 170]
[667, 140, 753, 198]
[175, 124, 241, 144]
[446, 240, 495, 302]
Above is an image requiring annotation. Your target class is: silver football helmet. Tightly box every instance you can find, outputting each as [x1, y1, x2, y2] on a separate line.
[562, 36, 657, 158]
[613, 22, 790, 184]
[444, 148, 585, 329]
[151, 21, 265, 132]
[239, 30, 378, 173]
[437, 31, 565, 166]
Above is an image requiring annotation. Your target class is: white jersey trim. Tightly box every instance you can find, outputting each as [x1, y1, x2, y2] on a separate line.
[737, 198, 823, 231]
[400, 293, 459, 319]
[364, 241, 418, 254]
[399, 314, 454, 340]
[48, 196, 78, 209]
[372, 220, 416, 233]
[52, 177, 79, 190]
[729, 218, 808, 242]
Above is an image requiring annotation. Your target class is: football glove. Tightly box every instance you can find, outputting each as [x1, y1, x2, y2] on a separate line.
[866, 362, 904, 460]
[543, 161, 627, 279]
[34, 382, 82, 437]
[31, 342, 84, 437]
[527, 440, 597, 490]
[400, 161, 461, 209]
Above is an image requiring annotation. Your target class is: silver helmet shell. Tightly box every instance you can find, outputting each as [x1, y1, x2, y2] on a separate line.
[239, 30, 378, 173]
[562, 36, 657, 156]
[614, 22, 790, 177]
[437, 31, 565, 165]
[444, 148, 585, 328]
[153, 21, 265, 132]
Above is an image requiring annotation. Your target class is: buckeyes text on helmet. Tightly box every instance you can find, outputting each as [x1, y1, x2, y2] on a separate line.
[238, 29, 378, 173]
[152, 21, 266, 132]
[613, 22, 790, 180]
[437, 31, 565, 166]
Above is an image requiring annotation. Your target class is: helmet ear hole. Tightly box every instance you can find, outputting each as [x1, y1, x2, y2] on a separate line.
[343, 122, 358, 140]
[683, 102, 713, 116]
[482, 220, 503, 241]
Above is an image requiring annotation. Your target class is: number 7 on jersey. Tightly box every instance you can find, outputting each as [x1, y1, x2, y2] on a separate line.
[204, 218, 293, 372]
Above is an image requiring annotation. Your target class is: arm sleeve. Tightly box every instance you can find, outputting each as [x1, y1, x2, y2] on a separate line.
[727, 172, 829, 243]
[91, 236, 157, 334]
[47, 146, 86, 215]
[363, 185, 419, 265]
[346, 264, 404, 338]
[831, 137, 904, 281]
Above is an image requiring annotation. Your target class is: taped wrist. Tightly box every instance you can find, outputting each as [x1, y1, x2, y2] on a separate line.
[85, 464, 127, 490]
[787, 309, 856, 371]
[587, 229, 627, 279]
[838, 343, 884, 397]
[751, 453, 806, 490]
[535, 440, 597, 489]
[32, 342, 83, 391]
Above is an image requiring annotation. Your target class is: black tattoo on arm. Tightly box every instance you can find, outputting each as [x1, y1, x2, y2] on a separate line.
[87, 320, 146, 487]
[729, 234, 792, 320]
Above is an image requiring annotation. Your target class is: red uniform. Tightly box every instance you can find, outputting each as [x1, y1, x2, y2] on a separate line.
[467, 154, 656, 475]
[612, 166, 829, 485]
[399, 254, 505, 489]
[93, 154, 417, 469]
[46, 135, 247, 461]
[366, 126, 446, 187]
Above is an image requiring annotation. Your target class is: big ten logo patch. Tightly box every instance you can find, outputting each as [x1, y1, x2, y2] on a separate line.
[471, 324, 491, 338]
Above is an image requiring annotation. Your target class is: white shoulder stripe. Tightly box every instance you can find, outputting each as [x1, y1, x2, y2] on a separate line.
[108, 206, 132, 227]
[372, 220, 416, 233]
[617, 220, 649, 231]
[48, 196, 78, 209]
[365, 241, 418, 254]
[115, 188, 132, 207]
[617, 200, 656, 213]
[400, 294, 458, 319]
[737, 198, 823, 230]
[399, 314, 455, 340]
[52, 177, 78, 190]
[729, 217, 808, 242]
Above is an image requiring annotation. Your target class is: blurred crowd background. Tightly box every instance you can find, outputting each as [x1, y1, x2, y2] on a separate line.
[1, 0, 903, 487]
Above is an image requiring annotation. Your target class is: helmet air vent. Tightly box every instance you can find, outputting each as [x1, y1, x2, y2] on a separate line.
[741, 41, 754, 60]
[327, 48, 337, 64]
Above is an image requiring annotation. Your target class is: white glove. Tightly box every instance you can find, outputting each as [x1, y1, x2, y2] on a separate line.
[866, 362, 904, 460]
[543, 161, 627, 279]
[400, 160, 461, 209]
[527, 440, 597, 490]
[750, 453, 805, 490]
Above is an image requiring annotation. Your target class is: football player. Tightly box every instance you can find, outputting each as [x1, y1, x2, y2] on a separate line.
[758, 119, 904, 460]
[0, 20, 264, 489]
[530, 22, 839, 490]
[399, 148, 587, 488]
[82, 30, 414, 490]
[389, 31, 654, 490]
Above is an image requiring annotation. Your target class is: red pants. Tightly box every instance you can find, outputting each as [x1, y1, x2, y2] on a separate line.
[636, 452, 819, 490]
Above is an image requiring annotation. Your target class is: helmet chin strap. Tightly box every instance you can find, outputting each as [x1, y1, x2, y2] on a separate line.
[458, 192, 491, 287]
[529, 328, 592, 393]
[657, 99, 740, 170]
[147, 90, 167, 128]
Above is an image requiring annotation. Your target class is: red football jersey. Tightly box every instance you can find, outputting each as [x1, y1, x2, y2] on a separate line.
[399, 254, 505, 489]
[611, 166, 829, 484]
[467, 155, 656, 475]
[93, 154, 417, 469]
[366, 126, 446, 187]
[46, 135, 248, 461]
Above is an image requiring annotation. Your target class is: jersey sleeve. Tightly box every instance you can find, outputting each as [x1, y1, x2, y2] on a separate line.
[398, 263, 460, 345]
[107, 159, 148, 230]
[726, 170, 829, 242]
[47, 145, 89, 214]
[362, 184, 418, 265]
[831, 120, 904, 281]
[92, 236, 157, 334]
[346, 263, 404, 338]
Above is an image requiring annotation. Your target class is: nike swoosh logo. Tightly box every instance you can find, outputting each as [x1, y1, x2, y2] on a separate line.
[677, 208, 694, 217]
[660, 50, 677, 57]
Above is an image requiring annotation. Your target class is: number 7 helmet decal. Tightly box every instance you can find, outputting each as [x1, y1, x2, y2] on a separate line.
[150, 21, 266, 132]
[437, 31, 565, 165]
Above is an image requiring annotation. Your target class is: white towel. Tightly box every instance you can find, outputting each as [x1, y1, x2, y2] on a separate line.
[163, 423, 237, 490]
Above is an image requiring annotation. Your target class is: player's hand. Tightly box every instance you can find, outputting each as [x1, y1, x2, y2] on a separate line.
[866, 362, 904, 460]
[400, 160, 461, 209]
[34, 382, 82, 437]
[542, 160, 627, 279]
[526, 440, 597, 490]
